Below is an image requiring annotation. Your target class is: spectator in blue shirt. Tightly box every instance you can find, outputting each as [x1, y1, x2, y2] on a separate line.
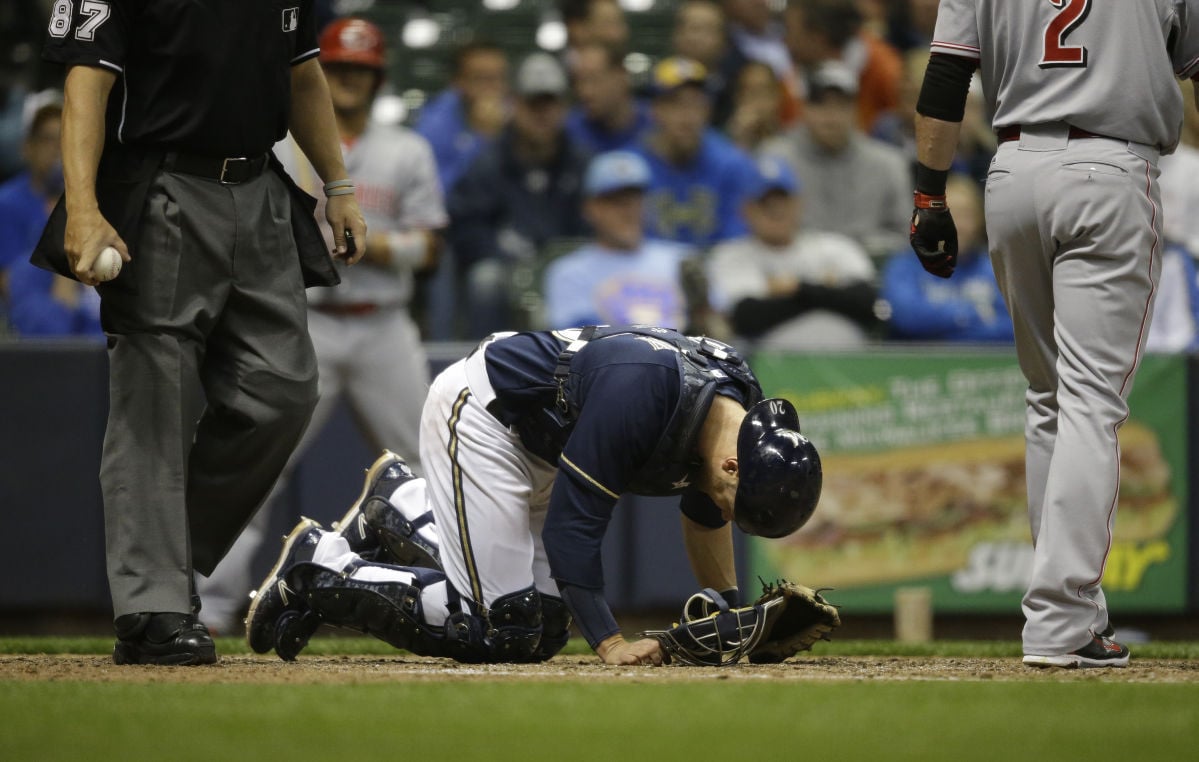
[1146, 244, 1199, 353]
[636, 57, 759, 249]
[447, 53, 591, 338]
[7, 257, 103, 337]
[0, 101, 101, 337]
[416, 41, 510, 194]
[544, 150, 694, 330]
[564, 42, 652, 154]
[881, 173, 1013, 343]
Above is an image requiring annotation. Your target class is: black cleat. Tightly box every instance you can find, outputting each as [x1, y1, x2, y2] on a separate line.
[113, 612, 217, 666]
[333, 450, 419, 559]
[1023, 635, 1130, 668]
[245, 518, 323, 660]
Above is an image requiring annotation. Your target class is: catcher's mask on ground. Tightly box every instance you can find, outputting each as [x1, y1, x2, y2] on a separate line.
[733, 398, 822, 538]
[642, 588, 771, 666]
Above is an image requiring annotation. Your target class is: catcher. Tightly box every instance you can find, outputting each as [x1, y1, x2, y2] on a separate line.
[246, 325, 833, 665]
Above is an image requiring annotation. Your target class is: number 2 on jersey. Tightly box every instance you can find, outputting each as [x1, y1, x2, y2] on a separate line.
[1040, 0, 1091, 68]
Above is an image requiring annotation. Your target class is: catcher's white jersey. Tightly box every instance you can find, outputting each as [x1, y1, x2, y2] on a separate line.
[275, 122, 447, 306]
[931, 0, 1199, 150]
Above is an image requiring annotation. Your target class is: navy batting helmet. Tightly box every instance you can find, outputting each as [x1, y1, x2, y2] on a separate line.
[733, 398, 822, 538]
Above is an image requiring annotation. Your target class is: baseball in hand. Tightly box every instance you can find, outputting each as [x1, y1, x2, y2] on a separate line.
[92, 246, 123, 282]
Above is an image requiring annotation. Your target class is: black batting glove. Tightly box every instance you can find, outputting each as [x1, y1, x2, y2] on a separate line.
[910, 191, 958, 278]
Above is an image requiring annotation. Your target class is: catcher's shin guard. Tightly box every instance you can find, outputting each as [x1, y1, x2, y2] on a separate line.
[293, 563, 450, 657]
[533, 593, 572, 661]
[363, 494, 441, 570]
[334, 451, 421, 561]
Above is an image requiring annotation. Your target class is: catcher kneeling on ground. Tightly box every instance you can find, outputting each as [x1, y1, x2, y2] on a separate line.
[247, 325, 833, 665]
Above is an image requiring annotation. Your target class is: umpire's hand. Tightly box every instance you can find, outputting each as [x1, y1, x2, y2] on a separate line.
[910, 191, 958, 278]
[64, 207, 130, 287]
[325, 193, 367, 265]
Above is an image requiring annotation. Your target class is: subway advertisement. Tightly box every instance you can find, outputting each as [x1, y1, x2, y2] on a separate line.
[749, 350, 1189, 613]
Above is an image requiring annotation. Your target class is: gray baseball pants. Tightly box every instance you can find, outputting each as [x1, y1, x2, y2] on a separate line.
[984, 123, 1162, 655]
[99, 168, 318, 619]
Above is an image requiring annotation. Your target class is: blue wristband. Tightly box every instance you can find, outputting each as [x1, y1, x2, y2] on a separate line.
[558, 584, 620, 649]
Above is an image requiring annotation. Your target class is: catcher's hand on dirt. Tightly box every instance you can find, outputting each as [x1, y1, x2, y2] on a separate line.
[596, 634, 663, 666]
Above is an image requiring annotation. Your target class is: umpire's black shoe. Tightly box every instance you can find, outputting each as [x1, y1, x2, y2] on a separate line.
[113, 612, 217, 666]
[334, 450, 419, 559]
[246, 518, 323, 660]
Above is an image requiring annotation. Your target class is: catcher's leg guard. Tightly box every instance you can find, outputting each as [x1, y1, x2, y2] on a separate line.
[533, 593, 572, 661]
[441, 586, 545, 664]
[334, 451, 420, 561]
[362, 494, 441, 570]
[292, 563, 449, 656]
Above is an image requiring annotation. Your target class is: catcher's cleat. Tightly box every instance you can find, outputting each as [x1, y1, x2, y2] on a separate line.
[113, 612, 217, 666]
[1023, 635, 1130, 669]
[245, 518, 323, 660]
[334, 450, 419, 560]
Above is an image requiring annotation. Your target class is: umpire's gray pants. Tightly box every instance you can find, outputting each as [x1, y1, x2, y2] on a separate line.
[99, 168, 318, 619]
[985, 124, 1161, 655]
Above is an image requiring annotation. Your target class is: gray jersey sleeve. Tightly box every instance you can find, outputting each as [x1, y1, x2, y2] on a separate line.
[930, 0, 980, 60]
[396, 133, 448, 230]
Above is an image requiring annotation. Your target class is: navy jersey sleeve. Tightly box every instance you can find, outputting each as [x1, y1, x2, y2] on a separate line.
[542, 362, 678, 590]
[43, 0, 134, 74]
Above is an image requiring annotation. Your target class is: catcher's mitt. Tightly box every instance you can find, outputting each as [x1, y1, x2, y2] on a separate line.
[746, 580, 841, 664]
[641, 582, 840, 666]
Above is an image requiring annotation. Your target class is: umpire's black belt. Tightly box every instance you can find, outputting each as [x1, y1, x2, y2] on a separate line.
[163, 151, 270, 184]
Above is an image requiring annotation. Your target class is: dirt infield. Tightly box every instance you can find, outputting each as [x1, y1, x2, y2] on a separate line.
[4, 653, 1198, 684]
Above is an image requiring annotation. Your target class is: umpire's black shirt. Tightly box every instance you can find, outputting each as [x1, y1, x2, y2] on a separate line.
[43, 0, 319, 157]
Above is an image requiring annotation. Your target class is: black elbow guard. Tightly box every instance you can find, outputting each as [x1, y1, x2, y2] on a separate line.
[916, 53, 977, 122]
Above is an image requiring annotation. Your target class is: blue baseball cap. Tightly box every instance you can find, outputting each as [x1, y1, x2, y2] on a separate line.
[584, 150, 652, 197]
[748, 156, 801, 199]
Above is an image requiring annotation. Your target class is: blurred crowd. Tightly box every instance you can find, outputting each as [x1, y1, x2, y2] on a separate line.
[3, 0, 1199, 353]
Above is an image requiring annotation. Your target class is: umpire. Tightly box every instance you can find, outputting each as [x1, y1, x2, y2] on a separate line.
[37, 1, 367, 665]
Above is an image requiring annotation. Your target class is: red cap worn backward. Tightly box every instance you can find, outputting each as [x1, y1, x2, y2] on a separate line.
[319, 18, 386, 70]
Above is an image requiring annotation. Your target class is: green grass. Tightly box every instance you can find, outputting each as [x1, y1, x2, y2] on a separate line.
[1, 681, 1197, 762]
[4, 635, 1199, 659]
[4, 637, 1197, 761]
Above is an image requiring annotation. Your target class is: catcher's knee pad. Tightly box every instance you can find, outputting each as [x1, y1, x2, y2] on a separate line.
[488, 587, 545, 663]
[444, 587, 544, 664]
[294, 565, 449, 656]
[533, 593, 572, 661]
